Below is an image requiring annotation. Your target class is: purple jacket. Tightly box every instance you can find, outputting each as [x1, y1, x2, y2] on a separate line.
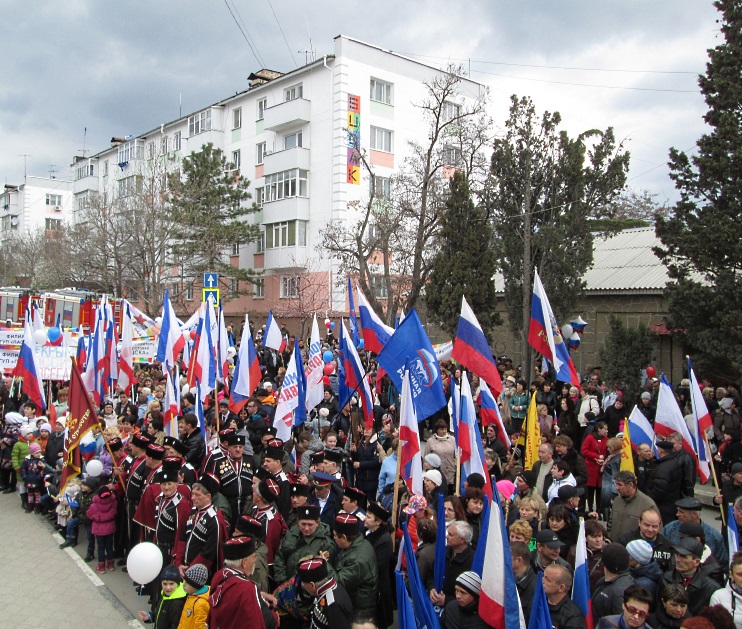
[87, 491, 118, 536]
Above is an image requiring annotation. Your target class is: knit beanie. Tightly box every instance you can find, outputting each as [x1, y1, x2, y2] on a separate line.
[29, 443, 42, 454]
[184, 564, 209, 589]
[455, 571, 482, 597]
[626, 540, 654, 566]
[161, 564, 182, 583]
[602, 543, 630, 573]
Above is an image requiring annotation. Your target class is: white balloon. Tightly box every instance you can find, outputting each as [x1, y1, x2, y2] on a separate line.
[126, 542, 164, 585]
[561, 324, 573, 338]
[33, 329, 48, 345]
[226, 346, 237, 357]
[155, 316, 163, 325]
[85, 459, 103, 477]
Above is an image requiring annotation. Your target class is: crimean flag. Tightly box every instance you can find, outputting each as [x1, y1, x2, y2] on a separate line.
[688, 359, 711, 483]
[117, 303, 136, 394]
[524, 392, 541, 470]
[59, 358, 102, 495]
[451, 296, 503, 397]
[620, 421, 635, 473]
[656, 374, 703, 478]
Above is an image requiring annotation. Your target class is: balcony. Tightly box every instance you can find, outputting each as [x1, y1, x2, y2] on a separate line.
[73, 176, 99, 194]
[262, 197, 310, 224]
[263, 98, 311, 133]
[263, 246, 309, 270]
[263, 147, 310, 175]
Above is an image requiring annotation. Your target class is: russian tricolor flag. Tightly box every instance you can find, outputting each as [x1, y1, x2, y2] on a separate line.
[572, 518, 594, 629]
[399, 365, 423, 496]
[357, 288, 393, 354]
[156, 289, 185, 374]
[339, 321, 375, 429]
[263, 311, 286, 352]
[460, 372, 493, 499]
[12, 321, 46, 413]
[479, 491, 525, 629]
[452, 296, 503, 397]
[527, 269, 579, 386]
[229, 314, 262, 413]
[480, 379, 510, 448]
[627, 405, 655, 449]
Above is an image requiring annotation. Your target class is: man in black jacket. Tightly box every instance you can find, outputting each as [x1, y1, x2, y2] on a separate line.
[657, 537, 719, 615]
[647, 440, 685, 524]
[428, 520, 475, 609]
[544, 564, 586, 629]
[179, 413, 205, 470]
[617, 507, 675, 571]
[511, 541, 537, 624]
[666, 432, 696, 497]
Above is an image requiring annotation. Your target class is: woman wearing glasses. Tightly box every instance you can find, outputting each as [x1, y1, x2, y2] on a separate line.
[597, 585, 656, 629]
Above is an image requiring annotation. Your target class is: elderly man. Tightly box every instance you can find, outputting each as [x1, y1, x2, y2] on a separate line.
[208, 536, 278, 629]
[662, 497, 728, 567]
[298, 556, 354, 629]
[608, 471, 657, 542]
[543, 564, 586, 629]
[212, 433, 254, 528]
[532, 442, 556, 501]
[657, 537, 719, 615]
[428, 520, 475, 608]
[330, 513, 378, 618]
[273, 504, 334, 585]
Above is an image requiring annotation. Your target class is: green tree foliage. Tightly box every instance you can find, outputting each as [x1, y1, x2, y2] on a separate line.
[167, 143, 260, 284]
[654, 0, 742, 378]
[599, 316, 654, 403]
[426, 171, 500, 338]
[485, 95, 629, 366]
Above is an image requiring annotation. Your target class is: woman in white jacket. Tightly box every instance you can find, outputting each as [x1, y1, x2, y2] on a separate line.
[710, 551, 742, 628]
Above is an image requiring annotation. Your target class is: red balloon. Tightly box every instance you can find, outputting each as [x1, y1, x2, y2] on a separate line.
[646, 366, 656, 378]
[323, 363, 334, 376]
[325, 321, 332, 329]
[189, 330, 197, 341]
[322, 376, 331, 385]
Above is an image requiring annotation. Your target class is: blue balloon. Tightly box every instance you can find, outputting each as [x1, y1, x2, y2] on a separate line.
[323, 350, 334, 364]
[47, 327, 62, 344]
[330, 322, 336, 330]
[358, 339, 365, 350]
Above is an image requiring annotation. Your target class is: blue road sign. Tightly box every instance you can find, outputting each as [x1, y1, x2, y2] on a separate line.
[203, 272, 218, 289]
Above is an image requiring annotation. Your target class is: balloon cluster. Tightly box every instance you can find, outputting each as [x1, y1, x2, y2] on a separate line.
[324, 318, 336, 331]
[562, 316, 588, 351]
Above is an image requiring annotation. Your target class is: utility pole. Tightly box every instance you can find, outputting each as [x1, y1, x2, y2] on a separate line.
[521, 148, 533, 384]
[19, 155, 30, 182]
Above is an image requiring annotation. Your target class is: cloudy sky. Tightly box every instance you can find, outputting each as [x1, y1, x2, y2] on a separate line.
[0, 1, 720, 203]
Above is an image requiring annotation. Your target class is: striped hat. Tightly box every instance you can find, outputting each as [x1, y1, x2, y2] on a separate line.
[626, 539, 654, 566]
[455, 571, 482, 597]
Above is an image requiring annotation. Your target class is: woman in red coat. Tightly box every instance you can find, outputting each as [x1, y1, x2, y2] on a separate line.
[580, 422, 608, 513]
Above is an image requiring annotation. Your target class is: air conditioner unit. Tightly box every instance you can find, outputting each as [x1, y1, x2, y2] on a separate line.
[167, 153, 176, 160]
[264, 150, 272, 156]
[53, 206, 61, 212]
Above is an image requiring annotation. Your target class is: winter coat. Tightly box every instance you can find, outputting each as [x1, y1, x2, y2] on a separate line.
[74, 489, 96, 525]
[273, 521, 336, 584]
[99, 450, 114, 477]
[578, 395, 601, 427]
[366, 525, 394, 629]
[45, 431, 64, 465]
[509, 392, 529, 422]
[559, 449, 588, 487]
[548, 595, 587, 629]
[20, 455, 51, 488]
[581, 433, 607, 487]
[441, 599, 492, 629]
[11, 438, 32, 472]
[710, 584, 742, 629]
[152, 583, 187, 629]
[603, 404, 629, 437]
[352, 439, 381, 495]
[647, 452, 685, 524]
[592, 571, 635, 623]
[423, 434, 456, 489]
[515, 567, 537, 622]
[416, 541, 436, 590]
[608, 489, 657, 542]
[600, 455, 621, 509]
[178, 587, 210, 629]
[647, 604, 689, 629]
[658, 568, 720, 615]
[330, 533, 379, 616]
[87, 491, 118, 536]
[630, 561, 663, 597]
[377, 453, 397, 500]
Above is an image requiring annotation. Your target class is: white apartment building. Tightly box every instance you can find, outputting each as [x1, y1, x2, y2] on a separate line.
[0, 176, 73, 245]
[71, 36, 485, 322]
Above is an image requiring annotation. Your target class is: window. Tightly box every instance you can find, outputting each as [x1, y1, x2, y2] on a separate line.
[231, 242, 240, 256]
[370, 126, 392, 152]
[118, 139, 144, 164]
[370, 176, 391, 200]
[255, 187, 265, 207]
[370, 78, 393, 105]
[233, 107, 242, 129]
[75, 192, 90, 211]
[119, 175, 143, 197]
[230, 278, 238, 293]
[253, 279, 264, 298]
[280, 276, 300, 299]
[257, 98, 267, 120]
[256, 142, 267, 165]
[367, 222, 382, 242]
[283, 132, 303, 150]
[45, 218, 62, 231]
[442, 101, 462, 123]
[284, 84, 303, 102]
[185, 284, 194, 301]
[46, 194, 63, 207]
[188, 109, 212, 136]
[256, 230, 265, 252]
[161, 136, 169, 154]
[231, 150, 241, 170]
[103, 160, 109, 176]
[443, 146, 462, 167]
[264, 169, 308, 202]
[265, 220, 307, 249]
[371, 274, 388, 299]
[75, 164, 94, 180]
[147, 142, 155, 159]
[174, 131, 182, 151]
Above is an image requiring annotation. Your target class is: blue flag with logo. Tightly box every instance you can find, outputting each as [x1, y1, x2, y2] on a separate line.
[434, 493, 447, 593]
[376, 309, 446, 419]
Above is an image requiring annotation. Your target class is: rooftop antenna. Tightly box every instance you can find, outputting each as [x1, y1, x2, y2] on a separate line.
[79, 127, 88, 157]
[49, 165, 57, 179]
[19, 154, 30, 182]
[303, 13, 315, 64]
[179, 93, 182, 118]
[298, 50, 315, 65]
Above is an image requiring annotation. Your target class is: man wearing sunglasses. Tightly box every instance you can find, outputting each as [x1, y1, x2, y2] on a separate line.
[596, 585, 654, 629]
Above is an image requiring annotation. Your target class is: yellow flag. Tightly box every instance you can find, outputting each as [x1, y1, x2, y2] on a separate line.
[620, 420, 635, 473]
[524, 392, 541, 470]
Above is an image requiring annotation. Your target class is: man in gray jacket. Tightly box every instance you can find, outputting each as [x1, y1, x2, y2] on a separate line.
[608, 471, 657, 542]
[592, 543, 635, 624]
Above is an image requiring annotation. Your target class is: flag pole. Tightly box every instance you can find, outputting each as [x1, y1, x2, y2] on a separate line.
[705, 430, 726, 526]
[454, 371, 464, 497]
[390, 436, 403, 552]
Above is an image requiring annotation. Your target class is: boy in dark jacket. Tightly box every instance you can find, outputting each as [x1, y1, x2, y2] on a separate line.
[138, 564, 188, 629]
[20, 443, 53, 512]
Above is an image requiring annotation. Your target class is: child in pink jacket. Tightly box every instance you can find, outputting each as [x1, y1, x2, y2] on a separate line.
[86, 485, 118, 574]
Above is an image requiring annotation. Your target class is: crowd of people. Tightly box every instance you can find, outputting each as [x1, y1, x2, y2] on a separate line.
[1, 331, 742, 629]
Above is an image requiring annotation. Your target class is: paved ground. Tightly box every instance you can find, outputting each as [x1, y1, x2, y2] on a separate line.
[0, 491, 142, 629]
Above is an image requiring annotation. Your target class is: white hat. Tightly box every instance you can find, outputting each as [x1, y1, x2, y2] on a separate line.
[4, 412, 23, 425]
[20, 424, 35, 437]
[423, 469, 443, 487]
[424, 453, 442, 468]
[263, 382, 273, 391]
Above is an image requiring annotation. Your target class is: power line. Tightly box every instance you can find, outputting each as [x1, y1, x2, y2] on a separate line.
[228, 0, 267, 68]
[222, 0, 265, 68]
[396, 51, 700, 75]
[471, 68, 698, 93]
[265, 0, 297, 67]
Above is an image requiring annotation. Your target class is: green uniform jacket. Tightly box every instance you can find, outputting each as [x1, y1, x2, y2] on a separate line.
[273, 522, 336, 585]
[11, 439, 30, 472]
[331, 534, 378, 616]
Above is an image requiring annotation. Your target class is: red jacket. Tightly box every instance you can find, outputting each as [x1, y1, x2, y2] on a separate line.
[87, 491, 118, 536]
[581, 434, 608, 487]
[208, 568, 276, 629]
